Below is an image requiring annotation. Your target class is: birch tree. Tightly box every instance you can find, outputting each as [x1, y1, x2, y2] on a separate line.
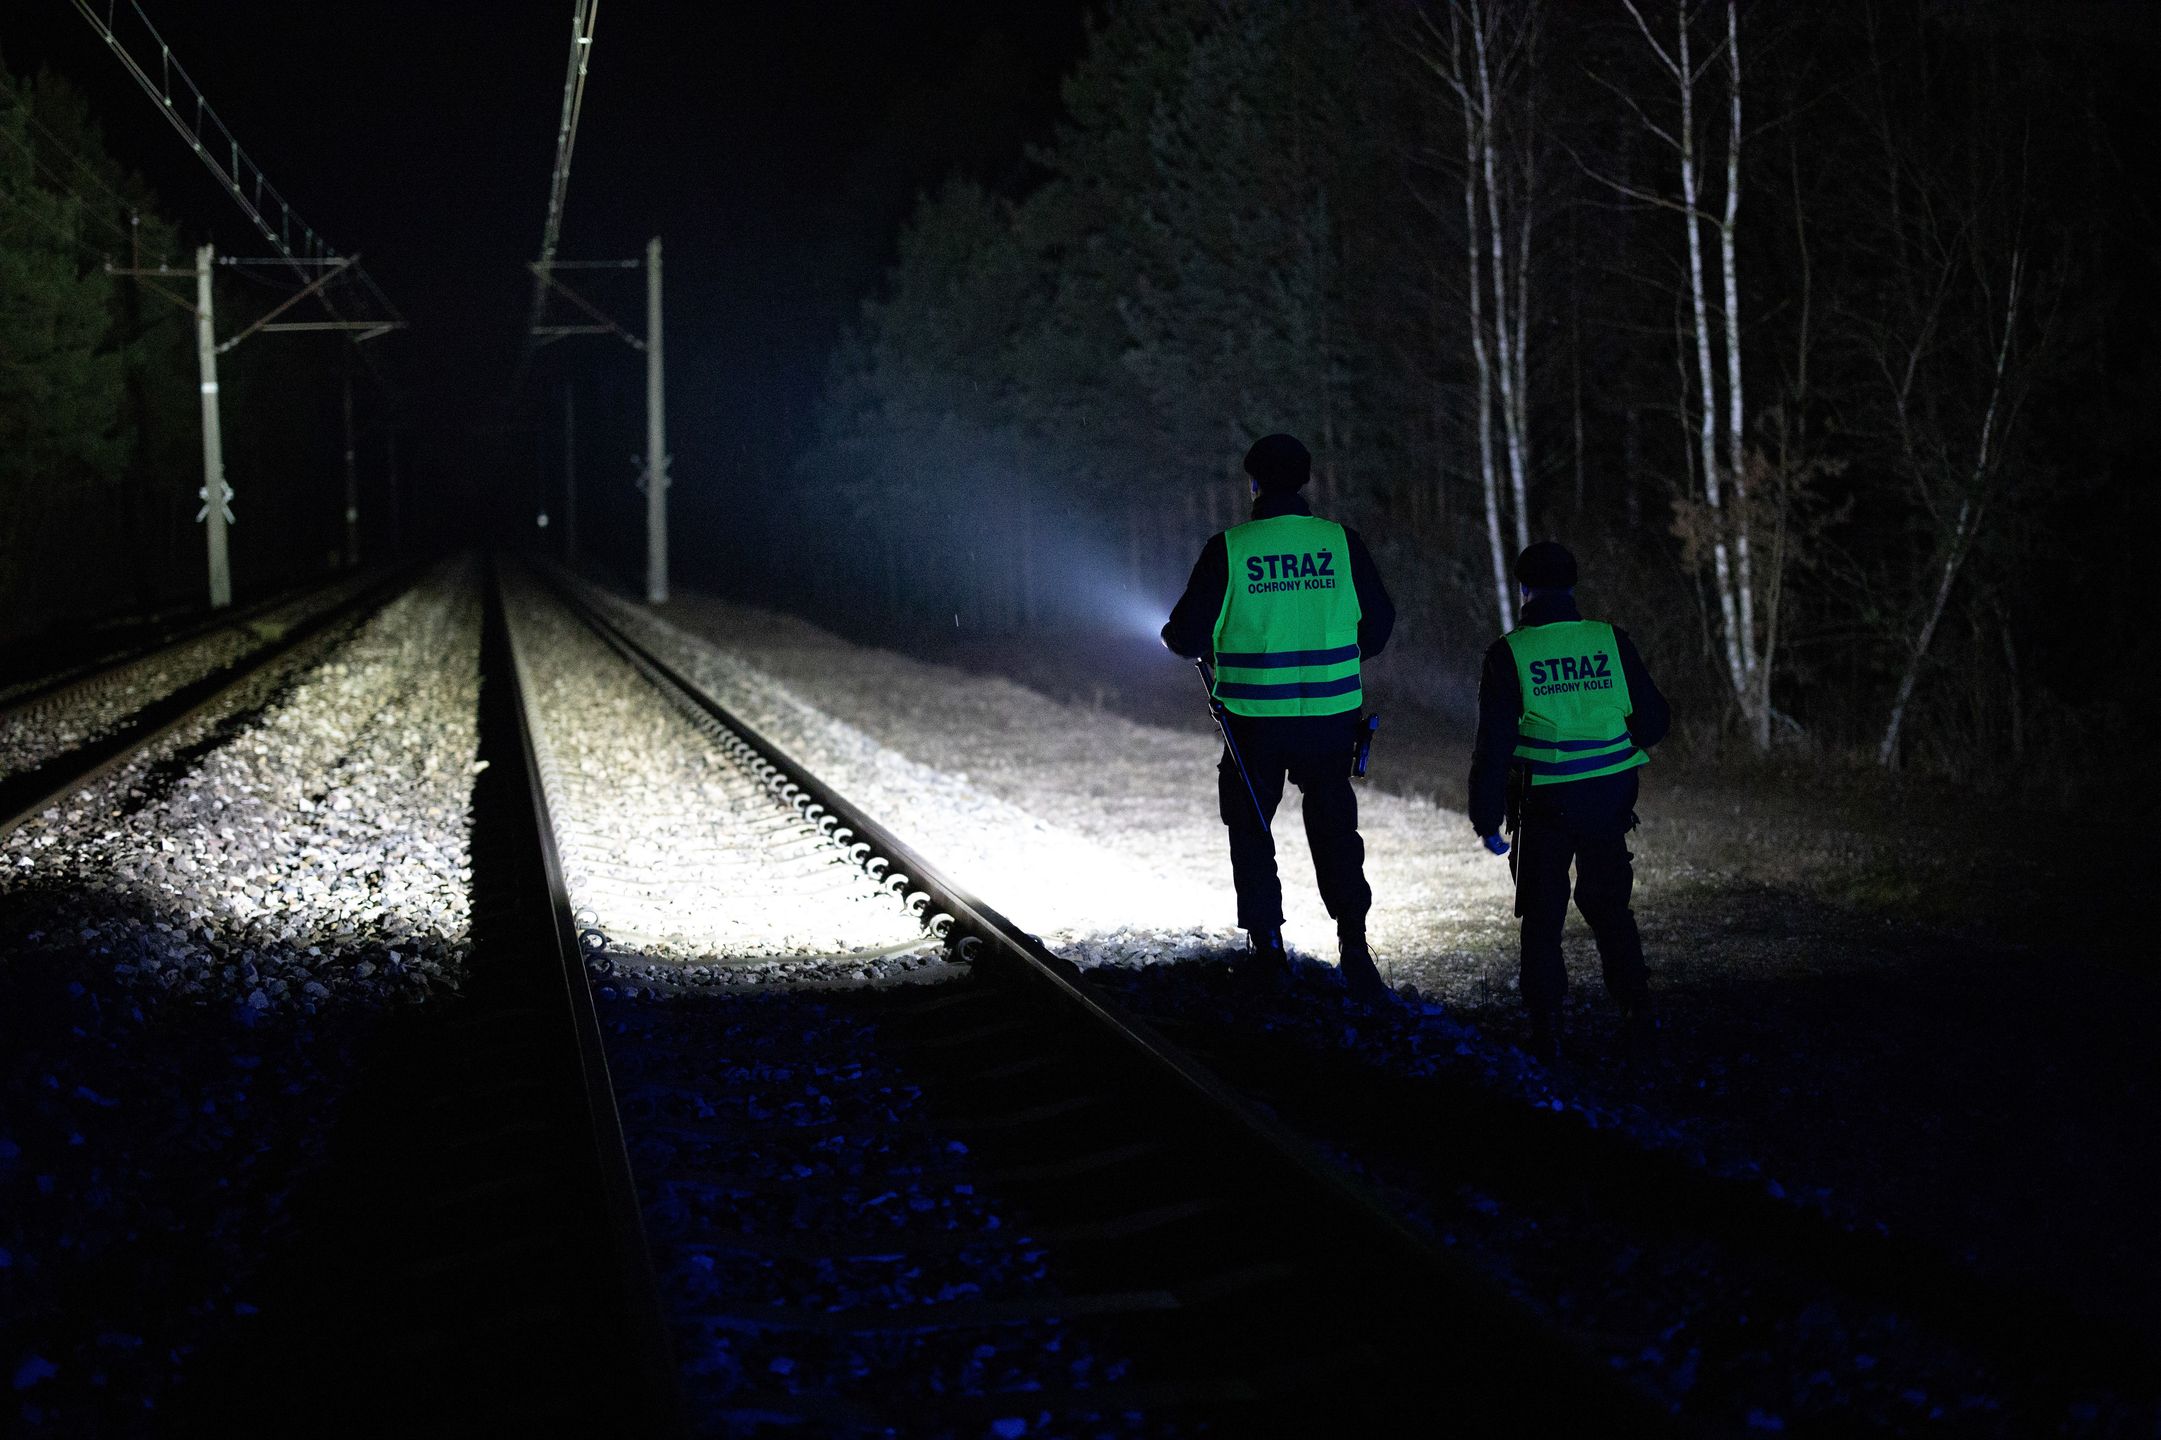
[1612, 0, 1775, 748]
[1411, 0, 1541, 632]
[1846, 6, 2055, 768]
[1871, 250, 2025, 766]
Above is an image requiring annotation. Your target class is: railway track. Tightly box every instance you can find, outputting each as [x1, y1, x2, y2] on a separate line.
[502, 559, 1662, 1435]
[14, 556, 2141, 1430]
[0, 573, 355, 713]
[0, 569, 388, 839]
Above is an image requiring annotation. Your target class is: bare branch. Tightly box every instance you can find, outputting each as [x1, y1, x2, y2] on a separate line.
[1619, 0, 1683, 78]
[1583, 67, 1681, 151]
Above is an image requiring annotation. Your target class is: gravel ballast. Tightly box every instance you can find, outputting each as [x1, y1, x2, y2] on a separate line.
[587, 584, 1505, 970]
[0, 575, 373, 786]
[504, 572, 933, 990]
[0, 563, 482, 1430]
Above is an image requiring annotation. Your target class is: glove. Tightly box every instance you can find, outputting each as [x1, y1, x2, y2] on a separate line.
[1481, 833, 1511, 857]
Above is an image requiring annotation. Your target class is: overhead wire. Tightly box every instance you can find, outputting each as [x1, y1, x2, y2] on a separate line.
[518, 0, 602, 378]
[535, 1, 600, 287]
[63, 0, 405, 333]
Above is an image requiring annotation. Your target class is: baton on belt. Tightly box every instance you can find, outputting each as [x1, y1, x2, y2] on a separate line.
[1196, 659, 1271, 837]
[1506, 760, 1529, 918]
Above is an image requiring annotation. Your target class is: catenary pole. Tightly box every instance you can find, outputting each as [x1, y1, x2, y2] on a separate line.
[194, 244, 232, 609]
[342, 372, 360, 567]
[644, 235, 668, 604]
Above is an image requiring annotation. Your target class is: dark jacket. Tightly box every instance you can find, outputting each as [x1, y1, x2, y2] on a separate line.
[1160, 491, 1396, 662]
[1467, 590, 1668, 837]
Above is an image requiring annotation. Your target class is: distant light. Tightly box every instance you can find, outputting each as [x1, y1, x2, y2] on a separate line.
[537, 512, 551, 529]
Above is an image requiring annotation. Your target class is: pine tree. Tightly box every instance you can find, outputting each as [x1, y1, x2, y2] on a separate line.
[0, 69, 129, 625]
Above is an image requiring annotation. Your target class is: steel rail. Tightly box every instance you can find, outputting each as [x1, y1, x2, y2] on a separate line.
[495, 566, 685, 1435]
[0, 572, 356, 720]
[533, 562, 1668, 1430]
[0, 566, 416, 842]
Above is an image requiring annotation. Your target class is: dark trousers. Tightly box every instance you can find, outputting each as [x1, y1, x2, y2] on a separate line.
[1218, 711, 1371, 933]
[1510, 773, 1648, 1018]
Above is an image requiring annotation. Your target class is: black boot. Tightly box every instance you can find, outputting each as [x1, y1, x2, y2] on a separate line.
[1337, 927, 1391, 1005]
[1242, 926, 1288, 980]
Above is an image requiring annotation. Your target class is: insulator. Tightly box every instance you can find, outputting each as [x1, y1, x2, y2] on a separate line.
[928, 913, 954, 940]
[956, 936, 982, 962]
[802, 803, 825, 823]
[848, 842, 872, 865]
[832, 828, 854, 846]
[864, 856, 887, 879]
[905, 891, 930, 916]
[883, 872, 910, 895]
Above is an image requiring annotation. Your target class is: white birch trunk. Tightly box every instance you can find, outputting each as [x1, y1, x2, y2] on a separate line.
[1423, 0, 1536, 629]
[1876, 495, 1973, 769]
[1718, 0, 1764, 749]
[1472, 2, 1534, 556]
[1465, 90, 1513, 628]
[1674, 5, 1749, 706]
[1511, 164, 1535, 550]
[1877, 250, 2023, 767]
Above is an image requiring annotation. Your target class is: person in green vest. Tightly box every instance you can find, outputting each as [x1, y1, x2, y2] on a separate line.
[1162, 433, 1396, 1003]
[1468, 541, 1669, 1061]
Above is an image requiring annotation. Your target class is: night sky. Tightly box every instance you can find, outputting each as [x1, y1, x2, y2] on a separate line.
[4, 1, 1088, 583]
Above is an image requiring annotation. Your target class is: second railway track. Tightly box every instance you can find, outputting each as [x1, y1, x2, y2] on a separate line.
[0, 567, 401, 839]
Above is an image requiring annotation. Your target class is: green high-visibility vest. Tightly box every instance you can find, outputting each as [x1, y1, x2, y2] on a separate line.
[1211, 514, 1364, 718]
[1504, 619, 1648, 785]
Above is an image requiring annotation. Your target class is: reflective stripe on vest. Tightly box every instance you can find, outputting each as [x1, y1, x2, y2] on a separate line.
[1504, 618, 1647, 785]
[1211, 515, 1364, 718]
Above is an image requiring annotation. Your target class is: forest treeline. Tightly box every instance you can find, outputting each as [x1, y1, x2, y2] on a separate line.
[792, 0, 2157, 783]
[0, 61, 359, 643]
